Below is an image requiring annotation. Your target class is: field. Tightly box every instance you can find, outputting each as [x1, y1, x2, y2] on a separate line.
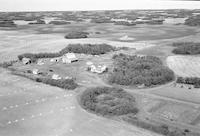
[167, 55, 200, 77]
[1, 10, 200, 136]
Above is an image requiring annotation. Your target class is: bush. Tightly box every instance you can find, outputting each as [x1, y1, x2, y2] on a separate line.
[172, 42, 200, 55]
[80, 86, 138, 116]
[108, 54, 174, 87]
[64, 31, 89, 39]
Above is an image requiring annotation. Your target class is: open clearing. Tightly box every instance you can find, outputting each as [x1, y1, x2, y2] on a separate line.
[167, 55, 200, 77]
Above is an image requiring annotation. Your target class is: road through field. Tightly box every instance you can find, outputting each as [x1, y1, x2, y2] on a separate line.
[0, 68, 161, 136]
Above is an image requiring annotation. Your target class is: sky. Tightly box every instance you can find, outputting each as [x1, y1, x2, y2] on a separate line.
[0, 0, 200, 12]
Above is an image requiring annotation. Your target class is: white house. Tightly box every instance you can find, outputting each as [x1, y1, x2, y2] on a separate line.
[52, 74, 62, 80]
[62, 53, 78, 63]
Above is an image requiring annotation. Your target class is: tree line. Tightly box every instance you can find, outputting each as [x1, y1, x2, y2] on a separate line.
[12, 70, 78, 90]
[18, 43, 116, 61]
[108, 53, 174, 87]
[64, 31, 89, 39]
[177, 76, 200, 88]
[172, 42, 200, 55]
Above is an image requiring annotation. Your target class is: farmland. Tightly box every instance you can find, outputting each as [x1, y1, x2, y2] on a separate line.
[1, 10, 200, 136]
[167, 55, 200, 77]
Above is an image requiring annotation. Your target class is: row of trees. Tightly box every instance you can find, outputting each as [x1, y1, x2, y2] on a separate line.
[12, 70, 78, 90]
[0, 60, 17, 68]
[80, 87, 138, 116]
[64, 31, 89, 39]
[184, 15, 200, 26]
[49, 21, 71, 25]
[108, 53, 174, 87]
[114, 21, 136, 26]
[124, 115, 193, 136]
[172, 42, 200, 55]
[177, 77, 200, 88]
[0, 20, 16, 27]
[35, 78, 78, 90]
[18, 43, 116, 61]
[64, 43, 116, 55]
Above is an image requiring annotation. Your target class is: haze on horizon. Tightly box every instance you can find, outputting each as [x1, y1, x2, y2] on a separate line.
[0, 0, 200, 12]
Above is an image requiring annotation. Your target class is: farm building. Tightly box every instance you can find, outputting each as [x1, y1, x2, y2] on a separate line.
[62, 53, 78, 63]
[52, 74, 62, 80]
[37, 59, 44, 65]
[22, 58, 31, 65]
[50, 57, 60, 62]
[88, 64, 108, 74]
[32, 69, 39, 75]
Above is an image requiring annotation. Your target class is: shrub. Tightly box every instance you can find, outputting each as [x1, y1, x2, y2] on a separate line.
[64, 31, 89, 39]
[80, 86, 138, 116]
[108, 54, 174, 87]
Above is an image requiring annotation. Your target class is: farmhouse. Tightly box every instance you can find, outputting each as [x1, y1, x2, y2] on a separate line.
[52, 74, 62, 80]
[22, 58, 31, 65]
[88, 64, 108, 74]
[62, 53, 78, 63]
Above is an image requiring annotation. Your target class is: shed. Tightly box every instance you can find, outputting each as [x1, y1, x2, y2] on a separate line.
[32, 69, 39, 75]
[22, 58, 31, 65]
[52, 74, 62, 80]
[50, 57, 60, 62]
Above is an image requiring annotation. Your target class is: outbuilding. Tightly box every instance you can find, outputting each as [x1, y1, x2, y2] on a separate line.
[22, 58, 31, 65]
[32, 69, 39, 75]
[52, 74, 62, 80]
